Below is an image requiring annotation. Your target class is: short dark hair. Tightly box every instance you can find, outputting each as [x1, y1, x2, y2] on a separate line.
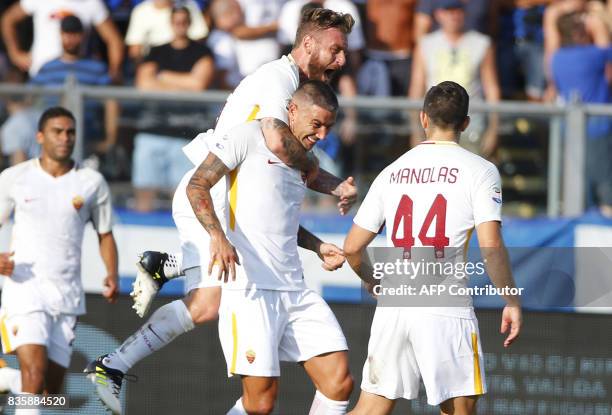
[293, 80, 339, 113]
[423, 81, 469, 131]
[38, 107, 75, 132]
[294, 8, 354, 48]
[557, 11, 586, 46]
[171, 5, 191, 21]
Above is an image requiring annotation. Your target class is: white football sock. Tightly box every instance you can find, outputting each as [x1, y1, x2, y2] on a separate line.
[308, 390, 349, 415]
[0, 366, 21, 393]
[104, 300, 195, 372]
[15, 393, 40, 415]
[164, 253, 183, 279]
[226, 397, 247, 414]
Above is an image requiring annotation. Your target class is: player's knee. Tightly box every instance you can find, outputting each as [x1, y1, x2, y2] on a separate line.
[320, 371, 353, 401]
[242, 394, 276, 415]
[188, 303, 218, 325]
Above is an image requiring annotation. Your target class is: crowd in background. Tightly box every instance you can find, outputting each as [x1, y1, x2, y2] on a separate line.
[0, 0, 610, 213]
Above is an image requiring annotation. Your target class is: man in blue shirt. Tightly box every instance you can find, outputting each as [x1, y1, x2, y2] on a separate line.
[31, 15, 118, 156]
[551, 11, 612, 216]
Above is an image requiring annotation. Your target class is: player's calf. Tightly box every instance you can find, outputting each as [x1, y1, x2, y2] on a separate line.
[16, 345, 47, 394]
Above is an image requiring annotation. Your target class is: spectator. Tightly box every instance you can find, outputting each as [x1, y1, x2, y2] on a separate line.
[232, 0, 283, 77]
[207, 0, 242, 89]
[30, 15, 119, 156]
[0, 101, 42, 167]
[132, 6, 214, 211]
[496, 0, 553, 101]
[409, 0, 501, 157]
[357, 0, 417, 97]
[551, 11, 612, 216]
[1, 0, 124, 81]
[125, 0, 209, 61]
[414, 0, 498, 38]
[543, 0, 610, 94]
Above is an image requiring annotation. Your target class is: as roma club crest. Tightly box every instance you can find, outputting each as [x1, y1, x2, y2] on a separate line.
[72, 196, 84, 210]
[246, 349, 256, 364]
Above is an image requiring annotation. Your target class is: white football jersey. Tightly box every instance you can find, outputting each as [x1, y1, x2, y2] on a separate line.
[0, 159, 113, 315]
[183, 55, 300, 166]
[210, 121, 307, 291]
[354, 141, 502, 317]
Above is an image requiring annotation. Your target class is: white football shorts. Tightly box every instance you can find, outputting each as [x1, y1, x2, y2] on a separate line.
[361, 307, 486, 406]
[219, 288, 348, 377]
[0, 310, 77, 368]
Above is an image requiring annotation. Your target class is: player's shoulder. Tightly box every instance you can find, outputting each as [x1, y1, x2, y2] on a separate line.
[0, 159, 37, 182]
[252, 56, 299, 83]
[75, 164, 109, 187]
[223, 119, 262, 140]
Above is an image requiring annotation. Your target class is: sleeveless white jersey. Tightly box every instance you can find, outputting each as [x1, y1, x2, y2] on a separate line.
[0, 159, 113, 315]
[354, 141, 502, 317]
[210, 121, 307, 290]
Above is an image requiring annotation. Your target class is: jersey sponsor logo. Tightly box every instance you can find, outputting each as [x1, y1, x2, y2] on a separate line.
[267, 159, 282, 165]
[492, 197, 502, 204]
[72, 196, 84, 210]
[246, 349, 256, 364]
[216, 142, 224, 150]
[23, 198, 38, 203]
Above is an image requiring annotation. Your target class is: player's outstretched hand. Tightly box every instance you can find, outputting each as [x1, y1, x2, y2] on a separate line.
[500, 304, 522, 348]
[103, 274, 119, 303]
[331, 177, 357, 215]
[0, 252, 15, 276]
[210, 235, 241, 283]
[318, 243, 345, 271]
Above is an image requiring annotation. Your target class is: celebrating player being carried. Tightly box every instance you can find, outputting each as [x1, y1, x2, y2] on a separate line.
[86, 8, 356, 415]
[189, 80, 352, 415]
[0, 107, 119, 412]
[343, 82, 522, 415]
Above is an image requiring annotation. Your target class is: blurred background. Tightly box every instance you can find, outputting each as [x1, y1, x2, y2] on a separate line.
[0, 0, 611, 414]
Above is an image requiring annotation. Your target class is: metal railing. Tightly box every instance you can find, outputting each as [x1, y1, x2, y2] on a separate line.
[1, 79, 610, 217]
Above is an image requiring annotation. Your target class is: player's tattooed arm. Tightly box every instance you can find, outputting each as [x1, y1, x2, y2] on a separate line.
[298, 226, 345, 271]
[187, 153, 240, 281]
[261, 117, 319, 176]
[187, 153, 229, 234]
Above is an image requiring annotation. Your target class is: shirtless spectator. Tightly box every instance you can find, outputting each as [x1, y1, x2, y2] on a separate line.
[1, 0, 123, 80]
[357, 0, 417, 97]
